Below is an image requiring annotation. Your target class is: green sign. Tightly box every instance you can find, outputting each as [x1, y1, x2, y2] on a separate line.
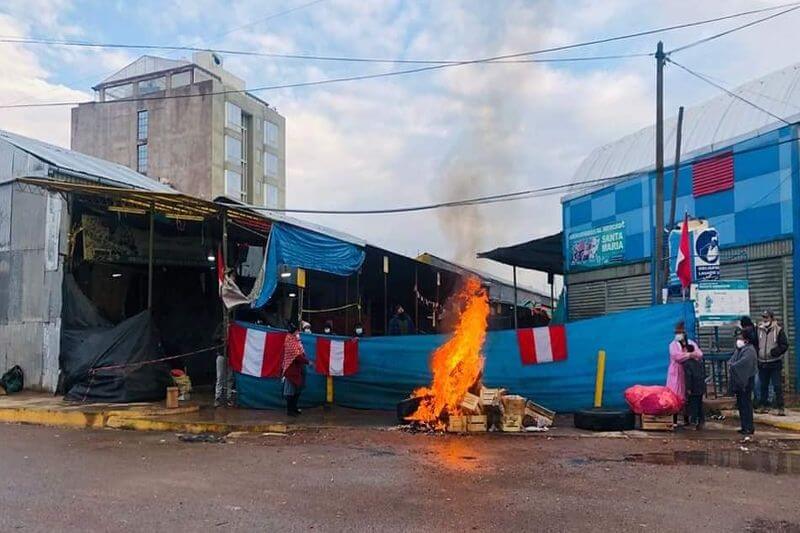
[568, 221, 625, 268]
[692, 280, 750, 326]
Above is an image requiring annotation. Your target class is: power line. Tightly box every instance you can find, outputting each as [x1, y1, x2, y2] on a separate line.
[669, 3, 800, 54]
[206, 0, 327, 42]
[2, 2, 795, 111]
[2, 2, 798, 65]
[668, 58, 792, 125]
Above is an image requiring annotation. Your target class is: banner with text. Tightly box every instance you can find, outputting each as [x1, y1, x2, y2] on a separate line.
[568, 221, 625, 269]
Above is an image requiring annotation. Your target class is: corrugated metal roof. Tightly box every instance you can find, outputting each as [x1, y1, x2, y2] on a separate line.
[572, 62, 800, 187]
[0, 129, 173, 192]
[102, 55, 190, 85]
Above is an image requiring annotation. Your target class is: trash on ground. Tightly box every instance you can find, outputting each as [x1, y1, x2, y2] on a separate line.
[178, 433, 226, 443]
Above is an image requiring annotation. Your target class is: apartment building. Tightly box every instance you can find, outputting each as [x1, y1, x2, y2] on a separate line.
[71, 52, 286, 208]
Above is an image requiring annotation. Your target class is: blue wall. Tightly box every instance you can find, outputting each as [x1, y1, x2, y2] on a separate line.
[562, 125, 796, 272]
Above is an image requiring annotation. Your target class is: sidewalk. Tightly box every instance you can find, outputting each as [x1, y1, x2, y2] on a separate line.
[722, 407, 800, 432]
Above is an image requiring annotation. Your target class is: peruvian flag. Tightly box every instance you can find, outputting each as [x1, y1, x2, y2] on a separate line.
[516, 325, 567, 365]
[228, 323, 286, 378]
[315, 337, 359, 376]
[216, 245, 225, 294]
[676, 213, 692, 289]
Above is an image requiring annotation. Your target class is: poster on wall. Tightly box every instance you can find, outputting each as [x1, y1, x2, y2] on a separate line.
[691, 280, 749, 327]
[568, 221, 625, 268]
[668, 225, 720, 287]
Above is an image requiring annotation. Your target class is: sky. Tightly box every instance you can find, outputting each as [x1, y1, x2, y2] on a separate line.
[0, 0, 798, 293]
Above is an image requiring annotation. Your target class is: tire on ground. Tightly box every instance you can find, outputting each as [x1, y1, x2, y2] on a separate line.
[573, 408, 635, 431]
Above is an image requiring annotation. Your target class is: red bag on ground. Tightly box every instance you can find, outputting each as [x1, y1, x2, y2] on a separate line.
[624, 385, 684, 415]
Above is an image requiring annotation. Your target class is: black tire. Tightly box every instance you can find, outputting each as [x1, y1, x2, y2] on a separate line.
[396, 397, 424, 422]
[573, 408, 635, 431]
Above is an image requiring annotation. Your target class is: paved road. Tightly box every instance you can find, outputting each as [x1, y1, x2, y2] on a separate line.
[2, 423, 800, 532]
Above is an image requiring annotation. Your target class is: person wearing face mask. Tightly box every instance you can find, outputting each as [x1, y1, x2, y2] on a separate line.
[667, 321, 703, 404]
[756, 310, 789, 416]
[729, 327, 758, 435]
[353, 322, 364, 337]
[388, 305, 415, 335]
[323, 320, 334, 335]
[282, 322, 309, 417]
[301, 320, 312, 334]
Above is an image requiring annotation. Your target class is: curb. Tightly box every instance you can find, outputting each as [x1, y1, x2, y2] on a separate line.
[105, 415, 287, 434]
[722, 410, 800, 432]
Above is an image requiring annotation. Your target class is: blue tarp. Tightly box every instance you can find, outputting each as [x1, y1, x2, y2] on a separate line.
[236, 302, 696, 412]
[251, 222, 366, 308]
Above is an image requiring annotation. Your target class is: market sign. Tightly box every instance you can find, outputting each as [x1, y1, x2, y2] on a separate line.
[668, 226, 720, 287]
[692, 280, 750, 327]
[568, 221, 625, 269]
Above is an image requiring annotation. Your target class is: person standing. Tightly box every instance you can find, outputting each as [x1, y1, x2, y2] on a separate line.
[282, 322, 309, 417]
[756, 310, 789, 416]
[729, 328, 758, 435]
[388, 305, 415, 335]
[667, 321, 703, 401]
[353, 322, 365, 337]
[213, 322, 233, 408]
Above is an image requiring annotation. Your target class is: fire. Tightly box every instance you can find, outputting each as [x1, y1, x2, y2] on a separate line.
[408, 277, 489, 426]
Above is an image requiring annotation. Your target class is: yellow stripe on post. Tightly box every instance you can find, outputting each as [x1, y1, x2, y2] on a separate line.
[594, 350, 606, 408]
[326, 375, 334, 404]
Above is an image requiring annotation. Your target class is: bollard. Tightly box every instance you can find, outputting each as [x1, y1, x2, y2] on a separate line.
[326, 375, 334, 404]
[593, 350, 606, 408]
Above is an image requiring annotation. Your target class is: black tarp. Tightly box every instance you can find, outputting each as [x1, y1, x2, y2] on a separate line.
[60, 275, 170, 402]
[477, 232, 564, 275]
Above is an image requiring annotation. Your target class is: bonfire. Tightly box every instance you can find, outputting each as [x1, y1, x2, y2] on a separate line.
[408, 277, 489, 428]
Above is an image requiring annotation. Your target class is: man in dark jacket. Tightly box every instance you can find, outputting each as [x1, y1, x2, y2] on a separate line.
[681, 332, 706, 430]
[756, 310, 789, 416]
[730, 327, 758, 435]
[388, 305, 415, 335]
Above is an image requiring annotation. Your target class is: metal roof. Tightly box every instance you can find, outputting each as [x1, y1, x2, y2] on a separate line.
[0, 129, 173, 192]
[102, 55, 190, 85]
[571, 62, 800, 190]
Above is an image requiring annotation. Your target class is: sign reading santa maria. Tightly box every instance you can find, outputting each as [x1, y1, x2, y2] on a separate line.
[692, 280, 750, 327]
[568, 221, 625, 269]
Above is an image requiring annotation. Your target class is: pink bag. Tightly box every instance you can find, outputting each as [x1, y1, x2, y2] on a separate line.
[624, 385, 684, 415]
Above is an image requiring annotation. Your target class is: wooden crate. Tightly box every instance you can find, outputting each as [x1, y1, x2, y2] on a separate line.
[479, 387, 506, 406]
[447, 415, 467, 433]
[501, 395, 526, 416]
[460, 392, 482, 414]
[466, 415, 488, 432]
[639, 414, 674, 432]
[500, 414, 522, 432]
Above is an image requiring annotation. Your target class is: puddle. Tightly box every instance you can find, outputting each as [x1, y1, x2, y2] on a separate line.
[623, 450, 800, 475]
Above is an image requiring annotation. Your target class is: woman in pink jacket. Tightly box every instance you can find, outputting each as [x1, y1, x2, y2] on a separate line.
[667, 321, 703, 400]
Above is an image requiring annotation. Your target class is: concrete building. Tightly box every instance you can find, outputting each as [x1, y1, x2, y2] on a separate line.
[560, 62, 800, 392]
[71, 53, 286, 208]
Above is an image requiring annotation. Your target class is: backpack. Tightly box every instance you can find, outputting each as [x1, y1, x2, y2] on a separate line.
[0, 365, 24, 394]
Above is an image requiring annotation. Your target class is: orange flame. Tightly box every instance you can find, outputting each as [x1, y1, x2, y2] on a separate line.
[409, 277, 489, 425]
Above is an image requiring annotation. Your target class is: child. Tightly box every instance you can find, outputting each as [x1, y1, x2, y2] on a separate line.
[680, 331, 706, 430]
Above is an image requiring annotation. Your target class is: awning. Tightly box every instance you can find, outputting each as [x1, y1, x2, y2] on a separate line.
[477, 232, 564, 275]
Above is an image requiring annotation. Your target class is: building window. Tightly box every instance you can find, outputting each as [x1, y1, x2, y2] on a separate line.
[225, 169, 243, 199]
[137, 144, 148, 174]
[264, 183, 279, 208]
[138, 76, 166, 95]
[226, 102, 242, 129]
[264, 152, 278, 177]
[171, 71, 191, 89]
[137, 110, 148, 141]
[225, 135, 242, 163]
[264, 120, 279, 148]
[105, 83, 133, 101]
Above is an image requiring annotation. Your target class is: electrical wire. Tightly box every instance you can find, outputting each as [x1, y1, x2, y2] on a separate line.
[668, 3, 800, 54]
[2, 3, 799, 109]
[1, 2, 797, 65]
[668, 58, 792, 125]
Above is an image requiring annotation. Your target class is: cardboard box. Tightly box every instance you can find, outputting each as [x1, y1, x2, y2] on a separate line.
[447, 415, 467, 433]
[466, 415, 488, 432]
[500, 414, 522, 432]
[460, 392, 482, 414]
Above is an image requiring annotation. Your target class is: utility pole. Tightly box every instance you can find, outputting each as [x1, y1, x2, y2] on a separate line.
[654, 41, 666, 304]
[665, 105, 685, 286]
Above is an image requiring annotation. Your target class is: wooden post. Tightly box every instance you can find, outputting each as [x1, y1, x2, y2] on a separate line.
[594, 350, 606, 408]
[654, 41, 666, 303]
[414, 264, 419, 332]
[665, 105, 685, 288]
[147, 202, 155, 309]
[512, 265, 519, 330]
[221, 210, 229, 357]
[383, 255, 389, 334]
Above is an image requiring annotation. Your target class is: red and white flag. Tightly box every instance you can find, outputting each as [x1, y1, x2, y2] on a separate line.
[676, 212, 692, 289]
[315, 337, 359, 376]
[516, 325, 567, 365]
[227, 323, 286, 378]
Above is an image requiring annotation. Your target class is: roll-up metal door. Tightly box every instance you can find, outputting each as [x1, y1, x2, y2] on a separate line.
[567, 280, 606, 321]
[567, 263, 652, 321]
[606, 275, 652, 314]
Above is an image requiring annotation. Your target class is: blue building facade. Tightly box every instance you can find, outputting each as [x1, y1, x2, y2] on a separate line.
[562, 123, 799, 392]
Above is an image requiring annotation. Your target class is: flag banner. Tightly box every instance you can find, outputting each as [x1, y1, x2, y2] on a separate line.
[676, 213, 692, 289]
[228, 323, 286, 378]
[692, 152, 733, 197]
[315, 337, 359, 376]
[516, 325, 567, 365]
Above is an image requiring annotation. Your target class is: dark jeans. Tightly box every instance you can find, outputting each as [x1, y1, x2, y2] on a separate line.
[285, 394, 301, 415]
[687, 394, 705, 425]
[736, 378, 755, 434]
[757, 361, 784, 409]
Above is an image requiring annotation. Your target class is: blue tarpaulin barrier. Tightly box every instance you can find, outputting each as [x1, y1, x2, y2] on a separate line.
[251, 222, 366, 308]
[236, 302, 696, 412]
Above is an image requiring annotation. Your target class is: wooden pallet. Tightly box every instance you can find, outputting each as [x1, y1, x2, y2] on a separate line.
[639, 414, 674, 432]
